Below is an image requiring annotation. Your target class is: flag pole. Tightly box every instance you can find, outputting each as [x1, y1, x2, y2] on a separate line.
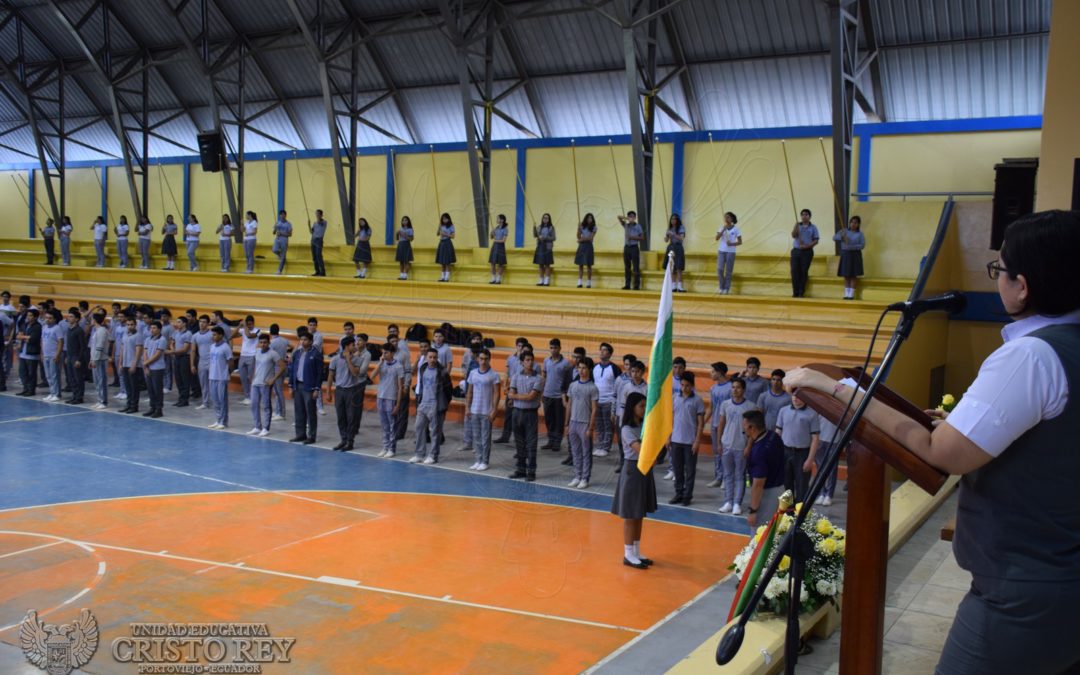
[637, 251, 676, 475]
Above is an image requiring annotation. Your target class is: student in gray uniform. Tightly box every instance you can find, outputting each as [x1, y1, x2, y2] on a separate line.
[395, 216, 414, 280]
[618, 211, 644, 290]
[532, 213, 556, 286]
[756, 369, 792, 432]
[717, 377, 756, 515]
[267, 324, 289, 421]
[58, 216, 73, 266]
[160, 215, 179, 270]
[412, 348, 451, 464]
[495, 337, 527, 443]
[465, 349, 501, 471]
[611, 392, 657, 569]
[374, 343, 405, 457]
[216, 215, 234, 272]
[775, 394, 821, 503]
[237, 315, 260, 404]
[329, 336, 367, 451]
[89, 312, 109, 408]
[192, 315, 214, 409]
[206, 326, 231, 429]
[435, 213, 456, 282]
[91, 216, 108, 267]
[273, 211, 293, 275]
[390, 333, 412, 441]
[564, 358, 599, 489]
[115, 216, 131, 268]
[309, 209, 327, 277]
[488, 214, 508, 284]
[249, 333, 284, 437]
[591, 343, 621, 457]
[242, 211, 258, 273]
[119, 317, 144, 413]
[170, 317, 192, 407]
[834, 215, 865, 300]
[669, 371, 705, 505]
[741, 356, 769, 405]
[184, 215, 201, 271]
[38, 218, 56, 265]
[507, 350, 543, 481]
[790, 208, 819, 298]
[352, 218, 373, 279]
[541, 338, 572, 451]
[137, 216, 154, 269]
[706, 361, 732, 488]
[142, 320, 167, 418]
[159, 309, 174, 393]
[40, 310, 63, 401]
[663, 214, 687, 292]
[614, 360, 648, 473]
[575, 213, 596, 288]
[814, 414, 840, 507]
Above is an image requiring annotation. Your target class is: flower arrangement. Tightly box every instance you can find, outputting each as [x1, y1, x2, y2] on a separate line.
[729, 505, 846, 617]
[937, 393, 958, 413]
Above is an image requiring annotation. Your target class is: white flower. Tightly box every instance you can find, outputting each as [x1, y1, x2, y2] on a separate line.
[815, 580, 837, 597]
[764, 577, 785, 600]
[800, 585, 809, 602]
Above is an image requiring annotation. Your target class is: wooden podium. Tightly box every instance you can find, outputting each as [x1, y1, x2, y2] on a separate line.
[797, 364, 949, 675]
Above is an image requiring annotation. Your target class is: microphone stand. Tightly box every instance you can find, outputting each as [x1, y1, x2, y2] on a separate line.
[717, 308, 919, 673]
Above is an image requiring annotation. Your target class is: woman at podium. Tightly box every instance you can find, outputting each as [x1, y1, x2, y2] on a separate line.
[786, 209, 1080, 675]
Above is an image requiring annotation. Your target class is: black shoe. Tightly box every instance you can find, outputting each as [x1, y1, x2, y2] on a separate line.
[508, 470, 527, 479]
[150, 410, 163, 418]
[494, 437, 510, 444]
[344, 443, 354, 452]
[288, 436, 306, 443]
[681, 497, 692, 506]
[615, 464, 623, 473]
[561, 456, 573, 466]
[639, 557, 654, 566]
[16, 391, 31, 396]
[175, 401, 188, 407]
[303, 437, 316, 445]
[143, 410, 155, 416]
[332, 442, 345, 451]
[623, 557, 648, 569]
[124, 408, 139, 414]
[621, 285, 630, 290]
[668, 495, 684, 505]
[525, 474, 536, 482]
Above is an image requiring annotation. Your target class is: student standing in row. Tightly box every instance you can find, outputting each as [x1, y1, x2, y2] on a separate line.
[137, 217, 154, 269]
[185, 215, 201, 271]
[669, 371, 705, 505]
[58, 216, 73, 266]
[92, 216, 108, 267]
[14, 308, 41, 396]
[143, 320, 167, 418]
[249, 333, 284, 438]
[495, 337, 527, 443]
[170, 317, 192, 407]
[119, 317, 143, 413]
[466, 349, 501, 471]
[332, 334, 369, 451]
[757, 369, 791, 432]
[288, 332, 322, 443]
[592, 343, 621, 457]
[541, 338, 571, 451]
[790, 208, 819, 297]
[533, 213, 556, 286]
[237, 315, 260, 405]
[614, 360, 647, 474]
[216, 215, 233, 272]
[435, 213, 456, 282]
[715, 212, 742, 295]
[273, 210, 293, 275]
[64, 309, 86, 405]
[40, 310, 63, 402]
[38, 218, 56, 265]
[161, 215, 179, 270]
[390, 331, 412, 441]
[834, 215, 865, 300]
[206, 326, 230, 429]
[618, 211, 643, 290]
[243, 211, 258, 274]
[192, 316, 213, 409]
[375, 343, 405, 457]
[717, 377, 755, 515]
[268, 324, 288, 421]
[115, 216, 131, 268]
[775, 394, 821, 503]
[611, 392, 656, 569]
[664, 214, 687, 292]
[89, 312, 109, 408]
[412, 347, 450, 465]
[741, 356, 769, 405]
[507, 350, 543, 481]
[309, 209, 327, 277]
[706, 361, 732, 488]
[352, 218, 373, 279]
[395, 216, 414, 280]
[565, 358, 599, 489]
[488, 214, 508, 284]
[575, 213, 596, 288]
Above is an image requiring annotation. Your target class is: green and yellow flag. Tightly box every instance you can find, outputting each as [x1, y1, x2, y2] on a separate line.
[637, 254, 674, 474]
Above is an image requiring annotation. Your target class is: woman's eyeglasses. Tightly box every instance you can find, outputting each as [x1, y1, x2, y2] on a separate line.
[986, 261, 1008, 280]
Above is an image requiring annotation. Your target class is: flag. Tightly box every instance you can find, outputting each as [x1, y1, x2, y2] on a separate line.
[728, 511, 782, 621]
[636, 254, 674, 474]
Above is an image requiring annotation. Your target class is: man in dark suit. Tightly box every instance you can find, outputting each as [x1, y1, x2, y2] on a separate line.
[15, 308, 42, 396]
[289, 332, 323, 444]
[64, 308, 87, 404]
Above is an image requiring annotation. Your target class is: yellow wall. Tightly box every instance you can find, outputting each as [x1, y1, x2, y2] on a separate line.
[0, 170, 31, 239]
[189, 165, 230, 228]
[871, 130, 1041, 198]
[847, 201, 944, 279]
[682, 137, 841, 256]
[32, 168, 102, 236]
[1036, 0, 1080, 210]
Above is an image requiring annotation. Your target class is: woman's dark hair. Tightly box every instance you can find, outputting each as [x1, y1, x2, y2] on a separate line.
[358, 218, 370, 233]
[581, 213, 596, 230]
[669, 213, 682, 230]
[440, 213, 452, 229]
[541, 212, 552, 225]
[800, 209, 812, 218]
[1001, 209, 1080, 316]
[401, 215, 412, 227]
[849, 215, 861, 227]
[725, 212, 737, 225]
[623, 392, 647, 427]
[497, 213, 507, 225]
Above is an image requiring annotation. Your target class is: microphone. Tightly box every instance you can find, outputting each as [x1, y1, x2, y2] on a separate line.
[887, 291, 967, 316]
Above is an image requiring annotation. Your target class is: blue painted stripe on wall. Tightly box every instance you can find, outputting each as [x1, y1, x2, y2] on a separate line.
[670, 140, 685, 217]
[27, 170, 35, 237]
[385, 151, 395, 246]
[858, 115, 1042, 136]
[515, 148, 527, 248]
[277, 159, 286, 214]
[950, 291, 1008, 323]
[857, 131, 873, 202]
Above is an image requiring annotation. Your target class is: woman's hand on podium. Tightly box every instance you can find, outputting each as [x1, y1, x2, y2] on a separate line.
[924, 408, 950, 427]
[783, 367, 837, 395]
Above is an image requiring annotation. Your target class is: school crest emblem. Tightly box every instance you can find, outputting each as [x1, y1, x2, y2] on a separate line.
[20, 609, 99, 675]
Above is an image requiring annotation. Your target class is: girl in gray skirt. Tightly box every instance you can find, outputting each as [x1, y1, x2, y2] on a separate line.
[488, 213, 509, 284]
[575, 213, 597, 288]
[435, 212, 456, 282]
[611, 391, 657, 569]
[352, 217, 373, 278]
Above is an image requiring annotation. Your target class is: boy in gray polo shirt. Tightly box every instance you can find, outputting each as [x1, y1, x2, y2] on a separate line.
[669, 371, 705, 506]
[374, 344, 405, 457]
[412, 348, 448, 465]
[465, 349, 501, 470]
[717, 377, 756, 514]
[250, 333, 284, 437]
[757, 369, 792, 432]
[309, 209, 327, 276]
[564, 359, 599, 488]
[775, 394, 821, 502]
[508, 351, 544, 481]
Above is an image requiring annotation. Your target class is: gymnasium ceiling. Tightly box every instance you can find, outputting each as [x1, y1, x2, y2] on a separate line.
[0, 0, 1051, 164]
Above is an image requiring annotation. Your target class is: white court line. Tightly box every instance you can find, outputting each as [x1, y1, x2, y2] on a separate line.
[582, 573, 734, 674]
[65, 450, 383, 518]
[0, 540, 62, 560]
[2, 530, 640, 634]
[0, 410, 93, 425]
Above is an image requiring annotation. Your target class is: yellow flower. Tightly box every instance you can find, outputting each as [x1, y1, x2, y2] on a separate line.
[817, 538, 838, 555]
[751, 534, 760, 547]
[816, 518, 833, 536]
[942, 394, 956, 406]
[837, 539, 846, 556]
[778, 555, 791, 571]
[756, 525, 768, 537]
[778, 515, 794, 534]
[794, 502, 804, 515]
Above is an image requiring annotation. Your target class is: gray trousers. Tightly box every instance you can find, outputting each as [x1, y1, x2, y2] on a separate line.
[272, 377, 285, 417]
[717, 252, 736, 291]
[116, 238, 129, 267]
[595, 401, 614, 452]
[44, 357, 60, 397]
[275, 237, 288, 273]
[210, 379, 228, 425]
[219, 239, 232, 272]
[251, 383, 271, 431]
[138, 237, 152, 267]
[815, 441, 840, 498]
[469, 414, 492, 464]
[60, 237, 71, 265]
[567, 420, 592, 481]
[936, 575, 1080, 675]
[414, 405, 443, 460]
[93, 360, 108, 405]
[186, 241, 199, 270]
[238, 355, 255, 398]
[244, 238, 256, 272]
[198, 367, 211, 407]
[722, 445, 746, 506]
[378, 398, 398, 453]
[94, 239, 107, 266]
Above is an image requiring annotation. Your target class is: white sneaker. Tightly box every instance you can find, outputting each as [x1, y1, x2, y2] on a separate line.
[576, 280, 583, 288]
[93, 403, 106, 410]
[822, 496, 832, 506]
[117, 393, 127, 400]
[719, 502, 733, 513]
[207, 423, 221, 429]
[422, 457, 435, 465]
[257, 429, 270, 437]
[732, 504, 742, 516]
[592, 449, 609, 457]
[477, 463, 488, 471]
[469, 462, 479, 470]
[578, 481, 589, 489]
[246, 427, 260, 435]
[706, 479, 722, 488]
[385, 451, 395, 458]
[568, 478, 580, 488]
[318, 409, 326, 416]
[408, 456, 421, 463]
[241, 398, 251, 406]
[271, 414, 285, 421]
[663, 470, 674, 480]
[815, 495, 825, 505]
[195, 404, 207, 410]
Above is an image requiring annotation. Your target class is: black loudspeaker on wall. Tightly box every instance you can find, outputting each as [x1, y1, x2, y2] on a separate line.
[197, 131, 226, 172]
[990, 158, 1038, 251]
